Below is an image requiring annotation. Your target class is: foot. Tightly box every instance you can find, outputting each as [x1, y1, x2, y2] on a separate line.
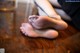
[20, 23, 58, 39]
[28, 15, 68, 30]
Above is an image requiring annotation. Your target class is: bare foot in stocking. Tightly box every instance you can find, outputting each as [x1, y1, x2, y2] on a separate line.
[20, 23, 58, 39]
[28, 15, 68, 30]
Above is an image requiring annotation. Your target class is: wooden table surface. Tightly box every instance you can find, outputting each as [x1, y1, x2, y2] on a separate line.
[0, 3, 80, 53]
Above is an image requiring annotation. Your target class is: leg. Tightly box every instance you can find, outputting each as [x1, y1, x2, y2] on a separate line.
[48, 0, 61, 8]
[34, 0, 71, 21]
[39, 7, 71, 21]
[20, 23, 58, 39]
[34, 0, 59, 17]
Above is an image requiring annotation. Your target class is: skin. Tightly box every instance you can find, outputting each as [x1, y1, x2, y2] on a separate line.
[20, 23, 58, 39]
[28, 15, 68, 30]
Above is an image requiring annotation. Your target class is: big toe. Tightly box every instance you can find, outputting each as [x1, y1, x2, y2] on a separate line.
[28, 15, 39, 23]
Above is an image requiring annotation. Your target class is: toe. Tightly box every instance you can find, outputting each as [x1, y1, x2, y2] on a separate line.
[28, 16, 33, 23]
[28, 15, 39, 23]
[20, 27, 25, 33]
[24, 32, 28, 35]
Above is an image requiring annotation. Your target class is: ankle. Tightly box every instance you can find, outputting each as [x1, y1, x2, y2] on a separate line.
[50, 15, 61, 20]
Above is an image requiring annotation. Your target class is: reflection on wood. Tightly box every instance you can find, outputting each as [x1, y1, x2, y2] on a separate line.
[0, 2, 80, 53]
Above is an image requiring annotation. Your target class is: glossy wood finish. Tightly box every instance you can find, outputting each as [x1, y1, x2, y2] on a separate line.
[0, 3, 80, 53]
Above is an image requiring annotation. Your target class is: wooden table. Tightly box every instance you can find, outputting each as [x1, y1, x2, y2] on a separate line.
[0, 3, 80, 53]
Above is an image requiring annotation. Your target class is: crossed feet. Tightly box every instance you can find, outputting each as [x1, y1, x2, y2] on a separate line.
[20, 15, 68, 39]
